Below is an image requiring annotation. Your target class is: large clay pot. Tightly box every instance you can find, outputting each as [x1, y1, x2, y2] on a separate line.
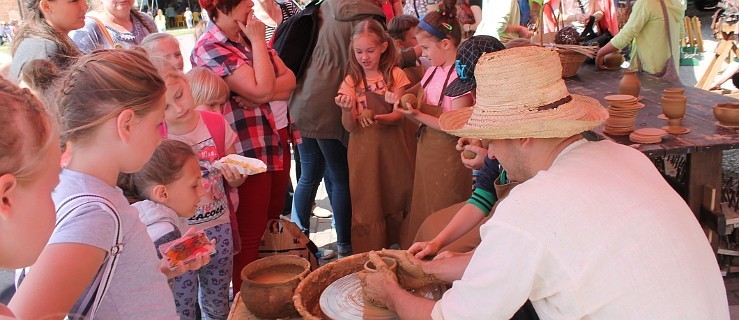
[661, 96, 687, 119]
[241, 255, 311, 318]
[619, 70, 641, 98]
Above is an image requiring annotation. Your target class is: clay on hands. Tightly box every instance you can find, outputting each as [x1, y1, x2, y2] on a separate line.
[357, 251, 398, 308]
[380, 249, 449, 290]
[462, 139, 483, 160]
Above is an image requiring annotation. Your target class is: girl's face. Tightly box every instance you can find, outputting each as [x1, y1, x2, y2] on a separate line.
[151, 38, 184, 71]
[126, 96, 166, 173]
[197, 95, 227, 114]
[353, 34, 387, 73]
[160, 157, 204, 218]
[42, 0, 88, 33]
[0, 132, 60, 269]
[417, 31, 453, 67]
[164, 77, 198, 128]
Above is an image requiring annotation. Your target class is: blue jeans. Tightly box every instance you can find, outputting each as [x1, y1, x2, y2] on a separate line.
[291, 138, 351, 254]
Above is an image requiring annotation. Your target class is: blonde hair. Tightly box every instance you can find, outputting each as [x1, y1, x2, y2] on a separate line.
[0, 77, 56, 184]
[140, 32, 179, 53]
[187, 67, 229, 106]
[150, 56, 187, 84]
[58, 49, 165, 146]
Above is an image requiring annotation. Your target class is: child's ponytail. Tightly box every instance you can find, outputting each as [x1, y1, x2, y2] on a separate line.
[418, 0, 462, 46]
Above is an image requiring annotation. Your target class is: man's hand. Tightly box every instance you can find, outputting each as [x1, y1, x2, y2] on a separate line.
[357, 251, 399, 308]
[380, 249, 449, 289]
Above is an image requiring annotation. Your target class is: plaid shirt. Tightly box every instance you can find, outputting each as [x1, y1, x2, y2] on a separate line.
[191, 22, 285, 171]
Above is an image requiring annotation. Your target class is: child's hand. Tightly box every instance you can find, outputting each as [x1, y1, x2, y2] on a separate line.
[394, 99, 419, 117]
[408, 240, 441, 260]
[160, 227, 215, 279]
[335, 94, 354, 112]
[460, 144, 488, 170]
[384, 91, 398, 105]
[221, 163, 247, 188]
[360, 114, 376, 128]
[239, 16, 266, 43]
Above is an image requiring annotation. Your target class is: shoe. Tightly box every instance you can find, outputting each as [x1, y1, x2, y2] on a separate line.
[311, 205, 333, 218]
[315, 249, 336, 260]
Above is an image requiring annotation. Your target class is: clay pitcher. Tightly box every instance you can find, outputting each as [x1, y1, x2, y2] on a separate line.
[619, 70, 641, 98]
[241, 255, 311, 318]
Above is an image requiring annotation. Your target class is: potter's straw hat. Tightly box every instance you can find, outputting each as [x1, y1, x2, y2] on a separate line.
[439, 46, 608, 139]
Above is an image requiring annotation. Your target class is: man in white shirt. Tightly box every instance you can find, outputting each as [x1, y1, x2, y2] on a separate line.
[362, 46, 729, 319]
[475, 0, 531, 42]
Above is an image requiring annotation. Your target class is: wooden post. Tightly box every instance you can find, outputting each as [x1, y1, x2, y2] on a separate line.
[688, 150, 723, 219]
[694, 17, 704, 52]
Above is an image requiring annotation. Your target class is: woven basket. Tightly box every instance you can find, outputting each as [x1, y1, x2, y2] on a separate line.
[557, 49, 588, 78]
[293, 252, 369, 319]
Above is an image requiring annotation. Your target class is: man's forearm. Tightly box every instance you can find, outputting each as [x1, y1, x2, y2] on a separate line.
[387, 285, 436, 320]
[423, 252, 474, 283]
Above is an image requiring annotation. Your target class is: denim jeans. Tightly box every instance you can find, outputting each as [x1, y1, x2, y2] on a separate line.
[291, 137, 352, 254]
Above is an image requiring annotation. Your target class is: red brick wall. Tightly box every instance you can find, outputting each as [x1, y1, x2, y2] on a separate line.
[0, 0, 25, 23]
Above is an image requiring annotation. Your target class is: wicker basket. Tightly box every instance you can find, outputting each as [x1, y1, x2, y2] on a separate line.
[557, 49, 588, 78]
[293, 252, 369, 319]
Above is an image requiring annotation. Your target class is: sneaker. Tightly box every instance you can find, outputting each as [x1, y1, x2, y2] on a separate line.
[311, 205, 333, 218]
[315, 249, 336, 260]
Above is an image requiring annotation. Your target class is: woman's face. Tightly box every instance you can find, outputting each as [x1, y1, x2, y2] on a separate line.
[43, 0, 89, 33]
[223, 0, 254, 26]
[101, 0, 134, 17]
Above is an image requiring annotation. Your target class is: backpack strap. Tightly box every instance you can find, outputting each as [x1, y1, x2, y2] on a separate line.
[17, 194, 123, 320]
[199, 110, 227, 157]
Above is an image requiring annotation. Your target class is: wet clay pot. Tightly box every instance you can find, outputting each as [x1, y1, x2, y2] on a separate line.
[619, 70, 641, 98]
[241, 255, 311, 318]
[363, 257, 398, 274]
[661, 96, 687, 120]
[603, 52, 624, 69]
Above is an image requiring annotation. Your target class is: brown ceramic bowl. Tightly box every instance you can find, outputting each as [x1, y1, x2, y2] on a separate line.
[713, 102, 739, 126]
[603, 52, 624, 69]
[241, 255, 311, 318]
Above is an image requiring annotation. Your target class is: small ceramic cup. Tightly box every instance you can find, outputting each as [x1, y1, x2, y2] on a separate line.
[364, 257, 398, 274]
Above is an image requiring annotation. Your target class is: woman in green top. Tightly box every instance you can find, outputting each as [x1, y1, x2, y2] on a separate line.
[595, 0, 684, 75]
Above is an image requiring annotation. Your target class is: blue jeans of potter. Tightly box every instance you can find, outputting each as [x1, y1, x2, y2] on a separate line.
[291, 137, 351, 254]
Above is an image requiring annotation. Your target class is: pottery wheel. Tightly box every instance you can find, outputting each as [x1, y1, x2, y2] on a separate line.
[319, 273, 399, 320]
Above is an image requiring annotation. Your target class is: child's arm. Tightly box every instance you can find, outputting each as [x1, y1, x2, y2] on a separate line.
[408, 204, 486, 259]
[270, 53, 297, 101]
[336, 94, 357, 133]
[9, 243, 107, 319]
[374, 88, 407, 126]
[224, 18, 276, 104]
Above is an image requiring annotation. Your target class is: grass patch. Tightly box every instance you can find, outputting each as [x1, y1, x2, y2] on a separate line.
[0, 45, 10, 56]
[165, 28, 194, 37]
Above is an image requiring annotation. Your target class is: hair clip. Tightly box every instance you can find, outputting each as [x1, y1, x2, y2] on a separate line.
[441, 22, 453, 30]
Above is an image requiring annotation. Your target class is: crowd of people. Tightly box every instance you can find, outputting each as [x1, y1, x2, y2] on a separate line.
[0, 0, 730, 317]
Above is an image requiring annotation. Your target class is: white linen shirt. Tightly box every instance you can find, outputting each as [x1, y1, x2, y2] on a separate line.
[432, 139, 728, 319]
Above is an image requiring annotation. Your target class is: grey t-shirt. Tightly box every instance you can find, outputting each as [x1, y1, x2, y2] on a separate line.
[49, 170, 178, 319]
[9, 38, 60, 84]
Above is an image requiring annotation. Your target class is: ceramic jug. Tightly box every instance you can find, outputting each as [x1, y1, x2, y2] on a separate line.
[619, 70, 641, 98]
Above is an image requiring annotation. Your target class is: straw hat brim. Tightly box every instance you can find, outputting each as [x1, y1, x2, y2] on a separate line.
[439, 94, 609, 139]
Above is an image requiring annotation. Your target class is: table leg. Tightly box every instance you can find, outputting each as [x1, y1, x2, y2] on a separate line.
[688, 150, 723, 219]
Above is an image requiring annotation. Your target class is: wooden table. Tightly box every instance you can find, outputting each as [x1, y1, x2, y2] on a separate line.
[565, 64, 739, 218]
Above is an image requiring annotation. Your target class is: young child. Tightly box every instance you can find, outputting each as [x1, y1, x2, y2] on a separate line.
[335, 18, 413, 253]
[9, 49, 207, 320]
[388, 14, 429, 86]
[119, 139, 204, 262]
[0, 78, 60, 319]
[141, 33, 185, 71]
[187, 66, 230, 114]
[396, 1, 476, 249]
[154, 59, 245, 320]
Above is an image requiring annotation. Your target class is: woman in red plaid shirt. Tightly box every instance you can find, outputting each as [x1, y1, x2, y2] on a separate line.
[191, 0, 297, 294]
